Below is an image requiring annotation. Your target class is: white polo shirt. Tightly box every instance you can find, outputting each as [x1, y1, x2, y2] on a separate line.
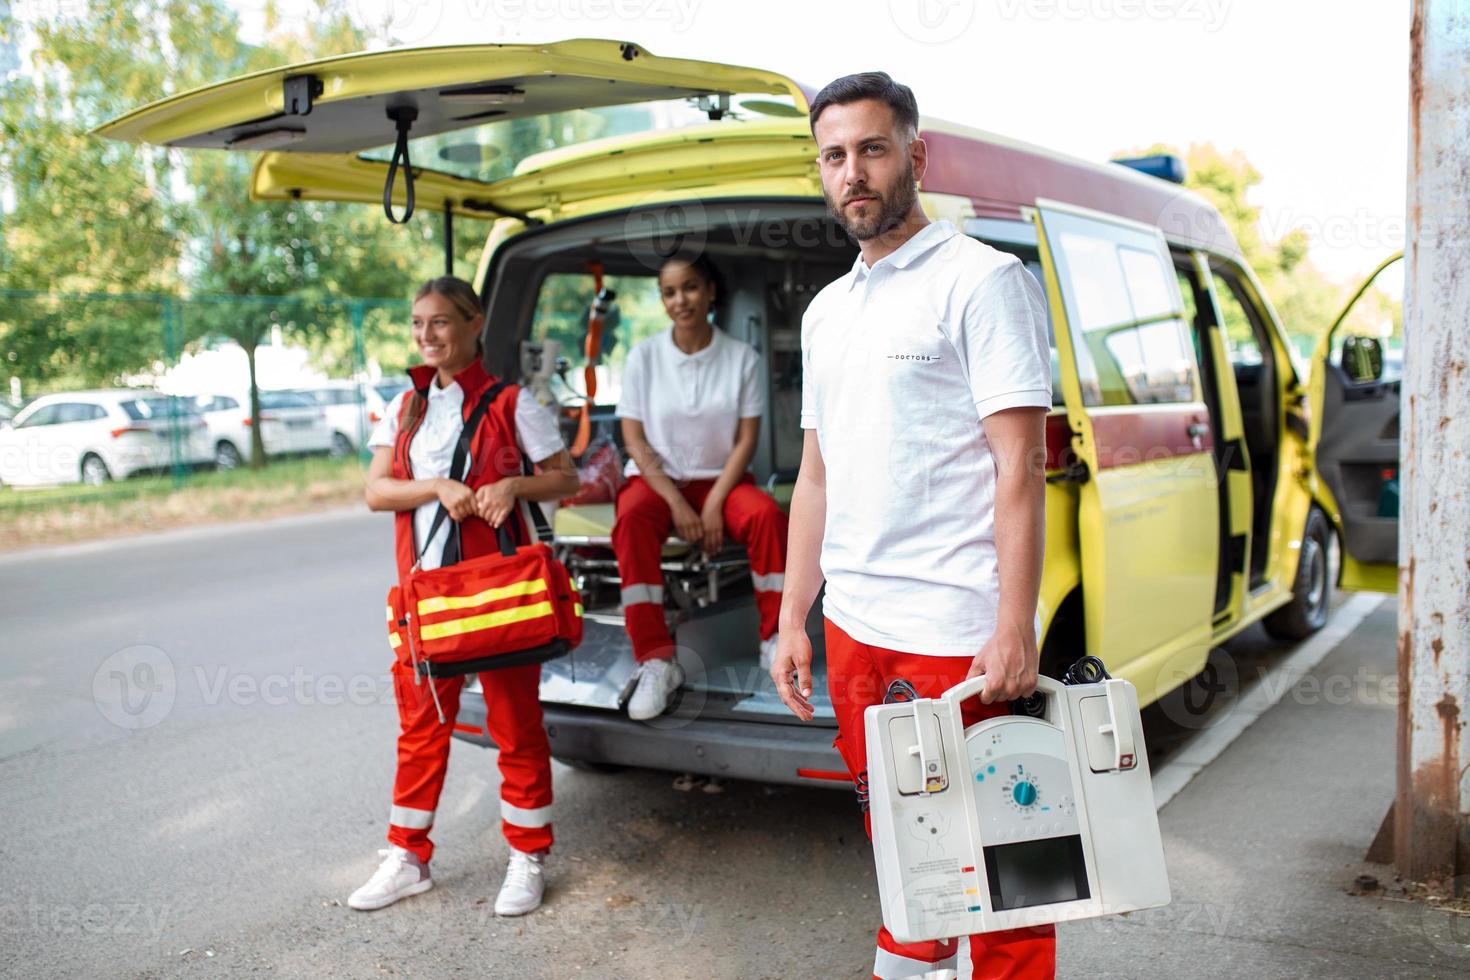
[616, 325, 765, 481]
[800, 220, 1052, 656]
[368, 380, 565, 570]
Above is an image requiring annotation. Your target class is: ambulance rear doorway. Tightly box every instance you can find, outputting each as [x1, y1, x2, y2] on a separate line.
[481, 200, 857, 722]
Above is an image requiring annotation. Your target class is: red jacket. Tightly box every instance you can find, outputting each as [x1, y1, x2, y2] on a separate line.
[390, 360, 531, 580]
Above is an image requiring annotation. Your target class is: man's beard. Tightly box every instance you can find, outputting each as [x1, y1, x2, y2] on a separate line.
[824, 159, 919, 242]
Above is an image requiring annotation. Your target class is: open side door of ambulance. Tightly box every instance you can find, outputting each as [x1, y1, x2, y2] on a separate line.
[1308, 252, 1403, 594]
[94, 40, 813, 229]
[1032, 201, 1220, 699]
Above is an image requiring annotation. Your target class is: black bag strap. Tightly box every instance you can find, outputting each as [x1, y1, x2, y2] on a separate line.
[415, 379, 513, 568]
[520, 453, 554, 545]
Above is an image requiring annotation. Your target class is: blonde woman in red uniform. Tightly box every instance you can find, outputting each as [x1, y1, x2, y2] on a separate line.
[349, 277, 578, 916]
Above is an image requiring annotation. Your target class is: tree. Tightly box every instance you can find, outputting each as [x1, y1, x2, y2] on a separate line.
[1120, 142, 1398, 361]
[0, 2, 180, 390]
[1, 0, 472, 466]
[171, 1, 491, 464]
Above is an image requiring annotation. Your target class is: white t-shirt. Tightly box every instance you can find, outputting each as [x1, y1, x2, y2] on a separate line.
[368, 379, 565, 570]
[800, 220, 1052, 656]
[615, 325, 765, 481]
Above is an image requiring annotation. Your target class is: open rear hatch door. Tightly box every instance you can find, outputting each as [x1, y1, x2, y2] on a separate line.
[95, 40, 811, 221]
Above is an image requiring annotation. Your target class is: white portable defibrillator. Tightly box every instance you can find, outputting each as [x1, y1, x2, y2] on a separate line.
[865, 669, 1170, 943]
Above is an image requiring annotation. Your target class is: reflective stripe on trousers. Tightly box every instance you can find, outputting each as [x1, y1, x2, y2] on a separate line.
[387, 658, 553, 862]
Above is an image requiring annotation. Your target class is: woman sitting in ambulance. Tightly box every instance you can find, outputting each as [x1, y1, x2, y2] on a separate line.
[350, 276, 579, 916]
[614, 252, 789, 721]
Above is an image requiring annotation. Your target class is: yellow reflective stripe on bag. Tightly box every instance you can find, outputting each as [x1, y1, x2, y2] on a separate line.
[387, 604, 403, 649]
[416, 578, 549, 616]
[420, 600, 557, 642]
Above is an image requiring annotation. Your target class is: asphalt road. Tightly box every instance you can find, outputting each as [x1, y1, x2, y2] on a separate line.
[0, 510, 1335, 979]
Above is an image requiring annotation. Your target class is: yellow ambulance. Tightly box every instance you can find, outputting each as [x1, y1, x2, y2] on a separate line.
[100, 41, 1400, 785]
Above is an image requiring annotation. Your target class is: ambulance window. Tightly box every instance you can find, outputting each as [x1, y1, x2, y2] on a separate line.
[531, 273, 668, 406]
[1175, 268, 1203, 366]
[1117, 247, 1173, 320]
[1046, 213, 1199, 407]
[1209, 273, 1264, 368]
[1056, 233, 1134, 332]
[360, 96, 795, 186]
[1109, 320, 1197, 404]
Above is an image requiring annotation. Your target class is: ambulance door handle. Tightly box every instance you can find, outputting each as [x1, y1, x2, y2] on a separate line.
[1186, 421, 1209, 450]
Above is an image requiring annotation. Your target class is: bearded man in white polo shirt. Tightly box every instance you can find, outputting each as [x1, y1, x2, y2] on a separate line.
[770, 73, 1057, 979]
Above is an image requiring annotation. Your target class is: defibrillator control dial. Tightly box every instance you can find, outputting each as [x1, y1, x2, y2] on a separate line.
[1003, 770, 1041, 811]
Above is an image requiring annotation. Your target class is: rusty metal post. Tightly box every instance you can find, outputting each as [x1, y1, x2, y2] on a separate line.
[1397, 0, 1470, 890]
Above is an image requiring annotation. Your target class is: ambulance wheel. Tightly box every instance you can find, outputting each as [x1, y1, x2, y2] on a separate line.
[553, 756, 625, 774]
[1264, 508, 1333, 641]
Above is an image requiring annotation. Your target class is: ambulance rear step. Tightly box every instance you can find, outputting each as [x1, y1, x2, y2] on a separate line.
[453, 701, 848, 789]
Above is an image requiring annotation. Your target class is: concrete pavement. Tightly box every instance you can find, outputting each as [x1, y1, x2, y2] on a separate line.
[2, 509, 1465, 977]
[1060, 598, 1470, 979]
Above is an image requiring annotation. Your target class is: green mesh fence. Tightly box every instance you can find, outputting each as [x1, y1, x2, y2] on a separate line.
[0, 290, 410, 503]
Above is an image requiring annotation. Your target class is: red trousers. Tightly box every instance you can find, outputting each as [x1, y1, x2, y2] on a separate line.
[825, 617, 1057, 980]
[387, 659, 553, 862]
[612, 473, 788, 663]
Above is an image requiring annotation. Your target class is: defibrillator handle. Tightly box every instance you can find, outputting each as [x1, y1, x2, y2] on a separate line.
[940, 673, 1066, 713]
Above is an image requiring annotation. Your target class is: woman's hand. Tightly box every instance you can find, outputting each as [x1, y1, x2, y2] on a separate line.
[671, 498, 704, 546]
[699, 494, 726, 554]
[474, 479, 519, 528]
[435, 478, 477, 522]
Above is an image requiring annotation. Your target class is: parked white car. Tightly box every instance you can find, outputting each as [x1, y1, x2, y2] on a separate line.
[0, 390, 211, 487]
[191, 390, 333, 469]
[287, 381, 389, 455]
[259, 390, 333, 457]
[189, 393, 251, 469]
[372, 378, 409, 406]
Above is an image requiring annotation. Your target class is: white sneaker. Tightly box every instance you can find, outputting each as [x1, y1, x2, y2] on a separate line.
[759, 634, 779, 672]
[494, 850, 546, 916]
[627, 657, 684, 720]
[348, 846, 432, 911]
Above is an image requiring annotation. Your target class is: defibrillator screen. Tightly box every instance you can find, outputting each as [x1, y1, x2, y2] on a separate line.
[983, 835, 1090, 911]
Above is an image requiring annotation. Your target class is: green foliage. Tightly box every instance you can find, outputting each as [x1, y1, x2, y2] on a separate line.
[0, 3, 179, 389]
[530, 272, 669, 403]
[0, 0, 470, 404]
[1124, 142, 1400, 360]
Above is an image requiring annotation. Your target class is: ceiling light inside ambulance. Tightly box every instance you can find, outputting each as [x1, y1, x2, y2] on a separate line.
[227, 127, 306, 151]
[439, 85, 527, 106]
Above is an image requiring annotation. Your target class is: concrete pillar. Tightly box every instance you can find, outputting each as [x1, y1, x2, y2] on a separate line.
[1396, 0, 1470, 889]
